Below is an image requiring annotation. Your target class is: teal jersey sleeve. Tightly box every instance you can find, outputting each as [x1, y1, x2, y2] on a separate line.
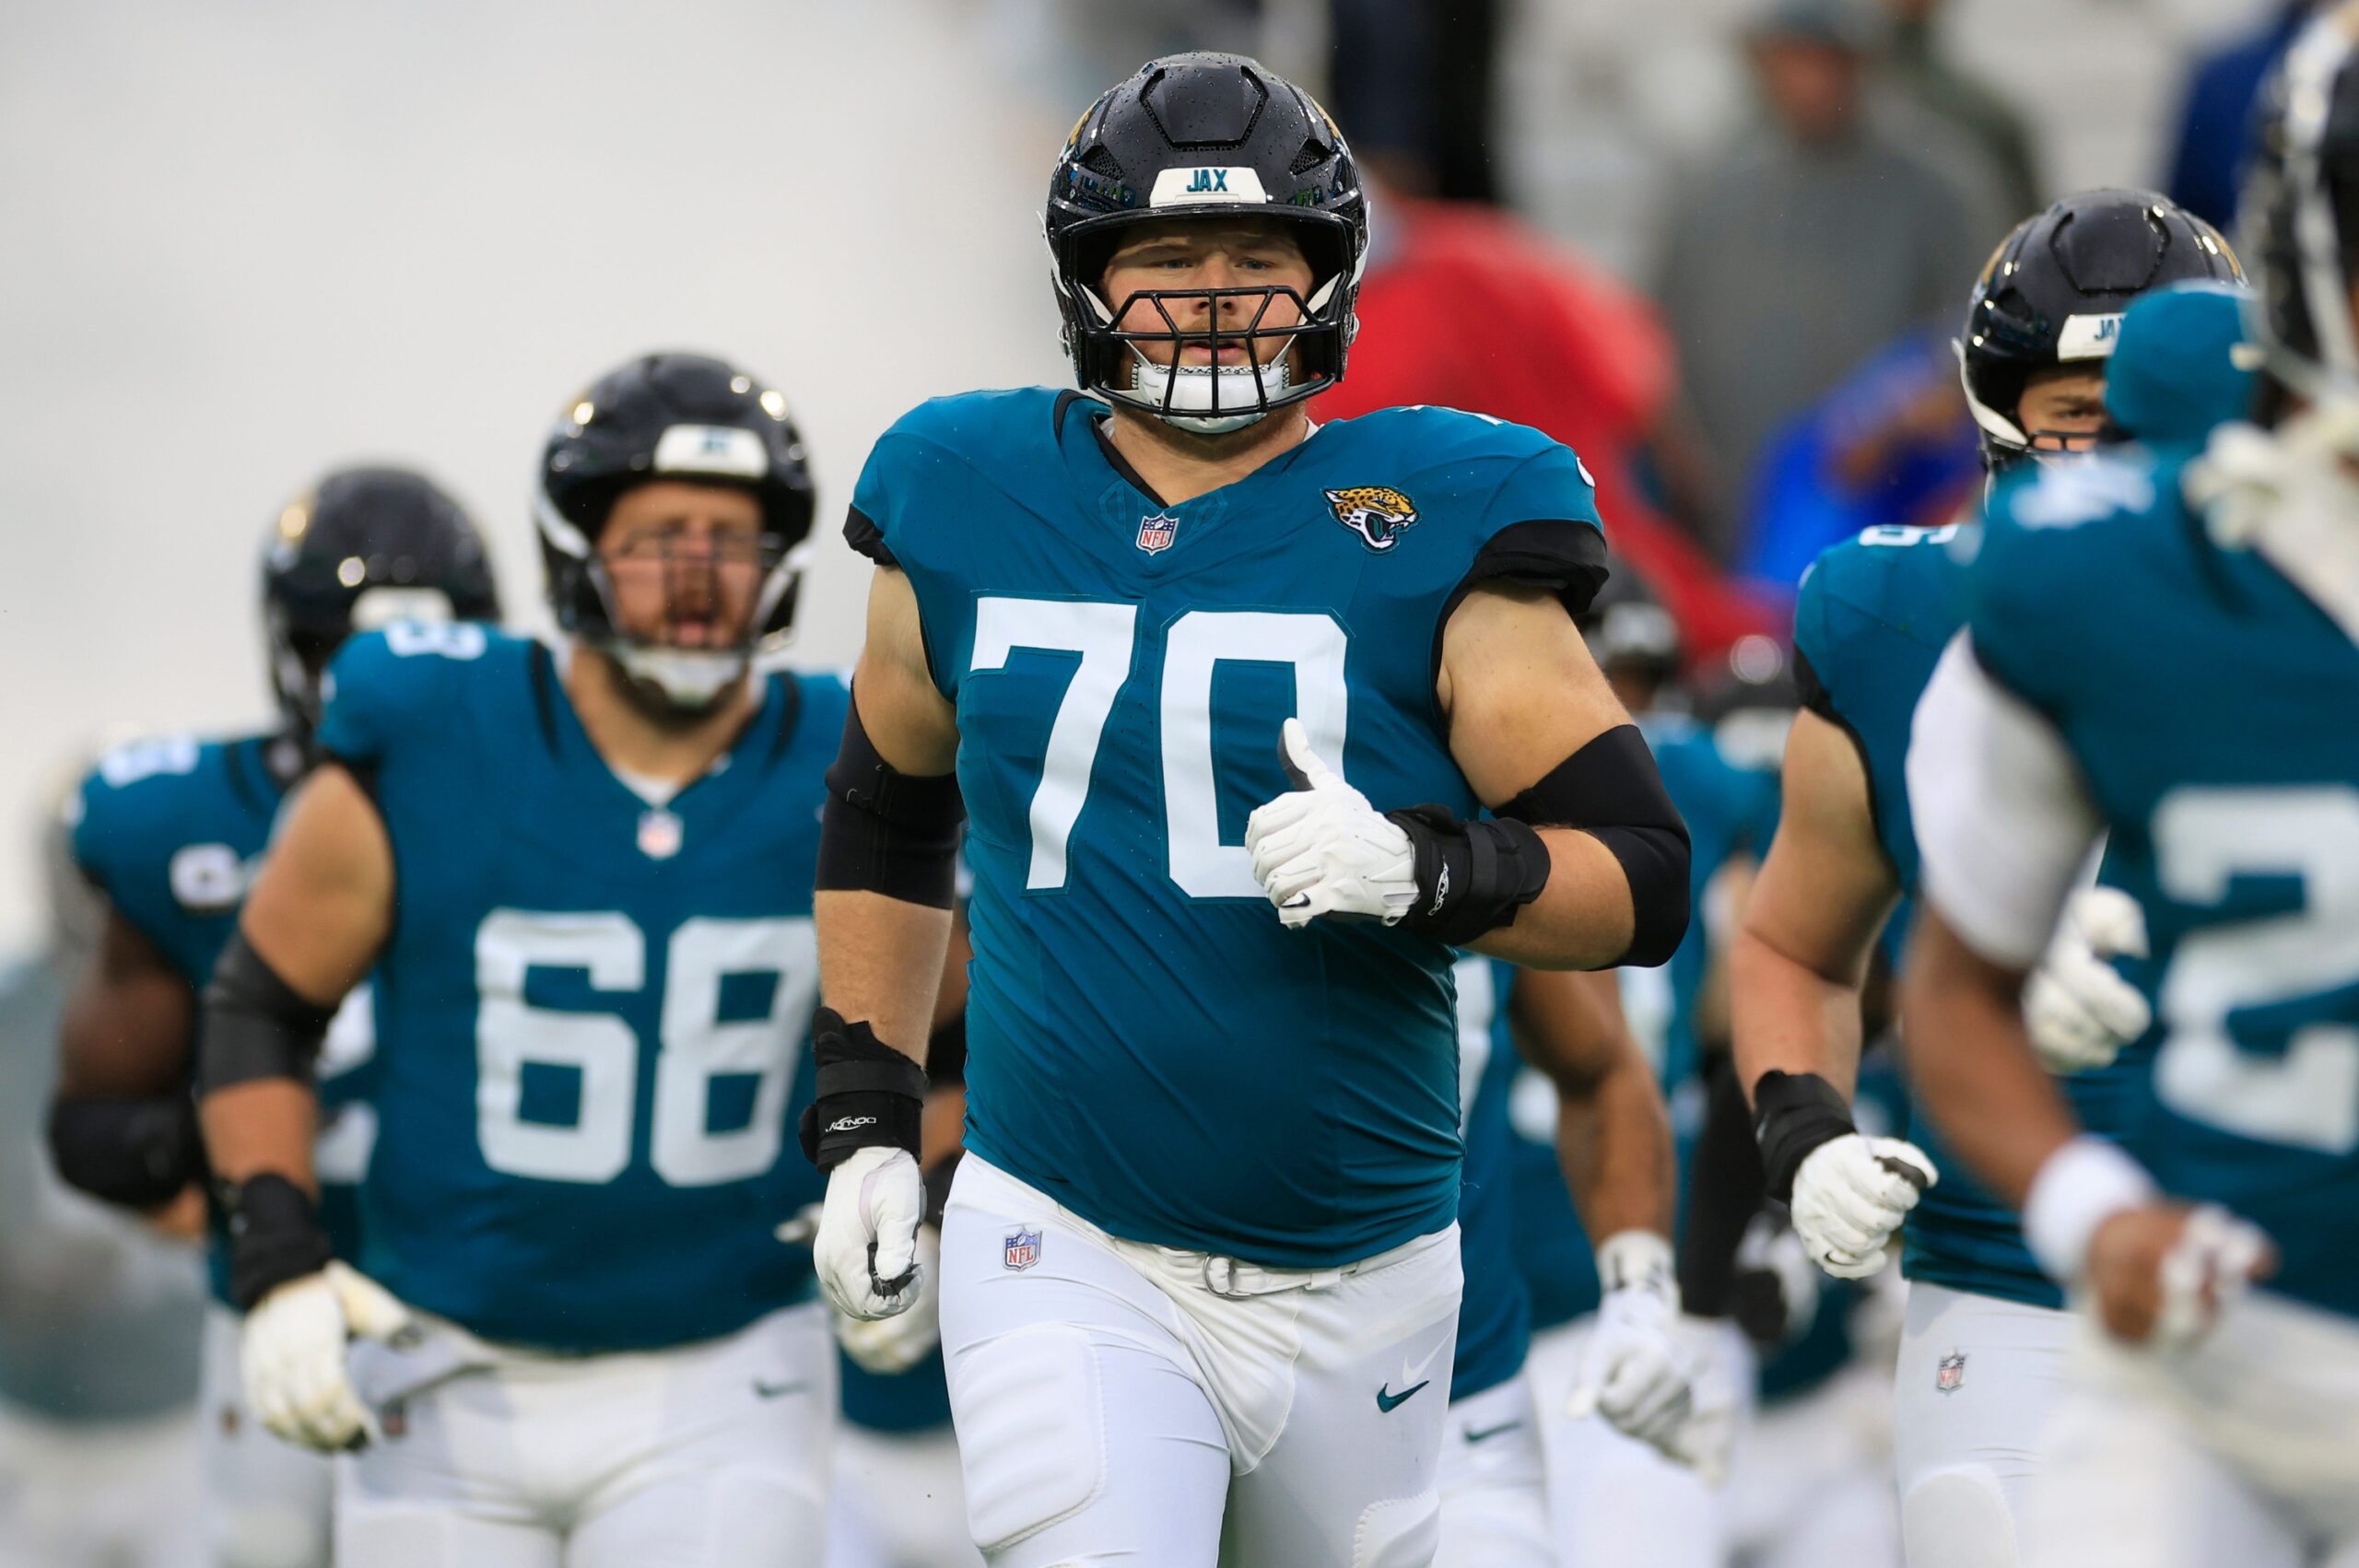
[69, 733, 285, 989]
[315, 621, 498, 772]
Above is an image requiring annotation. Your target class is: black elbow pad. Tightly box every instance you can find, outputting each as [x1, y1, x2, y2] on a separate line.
[815, 690, 964, 909]
[46, 1095, 206, 1209]
[196, 931, 340, 1096]
[1500, 724, 1692, 966]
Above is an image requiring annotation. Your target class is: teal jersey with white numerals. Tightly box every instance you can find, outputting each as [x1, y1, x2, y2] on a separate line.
[1450, 956, 1530, 1402]
[69, 731, 376, 1303]
[851, 388, 1609, 1268]
[1796, 521, 2142, 1310]
[1973, 449, 2359, 1321]
[313, 626, 835, 1351]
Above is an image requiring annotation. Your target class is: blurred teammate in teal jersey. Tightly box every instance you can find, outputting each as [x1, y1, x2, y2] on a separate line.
[52, 467, 499, 1568]
[807, 53, 1697, 1568]
[1730, 189, 2243, 1567]
[1904, 24, 2359, 1562]
[1437, 955, 1680, 1568]
[194, 355, 849, 1568]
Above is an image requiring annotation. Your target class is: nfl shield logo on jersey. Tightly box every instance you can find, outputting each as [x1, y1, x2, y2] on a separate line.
[1936, 1352, 1966, 1394]
[1003, 1227, 1042, 1271]
[1135, 513, 1178, 554]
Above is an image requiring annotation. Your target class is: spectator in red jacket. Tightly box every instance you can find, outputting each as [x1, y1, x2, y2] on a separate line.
[1319, 177, 1786, 670]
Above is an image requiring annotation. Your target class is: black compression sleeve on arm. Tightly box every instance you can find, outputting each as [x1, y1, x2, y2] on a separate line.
[1751, 1069, 1858, 1204]
[1499, 724, 1692, 967]
[47, 1095, 208, 1209]
[816, 691, 964, 909]
[1675, 1053, 1768, 1319]
[196, 931, 340, 1096]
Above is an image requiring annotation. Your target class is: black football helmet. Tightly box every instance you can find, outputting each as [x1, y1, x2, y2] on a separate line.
[1045, 53, 1367, 433]
[262, 465, 501, 742]
[1579, 563, 1684, 691]
[2243, 12, 2359, 424]
[1959, 189, 2242, 470]
[536, 352, 816, 712]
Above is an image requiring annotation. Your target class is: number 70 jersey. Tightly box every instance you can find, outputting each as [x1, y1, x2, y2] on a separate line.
[850, 388, 1609, 1269]
[312, 626, 838, 1352]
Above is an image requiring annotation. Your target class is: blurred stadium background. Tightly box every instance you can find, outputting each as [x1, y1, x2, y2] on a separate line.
[0, 0, 2280, 953]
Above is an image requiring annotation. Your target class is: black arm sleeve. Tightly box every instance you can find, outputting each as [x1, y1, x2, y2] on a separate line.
[1499, 724, 1692, 967]
[195, 930, 341, 1096]
[46, 1094, 207, 1209]
[816, 690, 965, 909]
[1675, 1053, 1768, 1319]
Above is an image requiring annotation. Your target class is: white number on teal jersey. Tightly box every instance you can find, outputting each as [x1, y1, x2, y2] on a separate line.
[383, 621, 488, 660]
[473, 911, 816, 1185]
[2151, 787, 2359, 1154]
[1856, 522, 1961, 548]
[972, 599, 1350, 895]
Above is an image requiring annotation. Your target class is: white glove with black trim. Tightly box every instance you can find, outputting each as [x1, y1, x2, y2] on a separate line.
[813, 1146, 927, 1322]
[1245, 720, 1417, 929]
[1790, 1135, 1937, 1280]
[241, 1262, 415, 1451]
[1565, 1232, 1694, 1453]
[2025, 886, 2150, 1075]
[833, 1224, 943, 1373]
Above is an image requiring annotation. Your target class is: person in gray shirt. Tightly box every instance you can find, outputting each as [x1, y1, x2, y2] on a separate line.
[1655, 0, 2002, 559]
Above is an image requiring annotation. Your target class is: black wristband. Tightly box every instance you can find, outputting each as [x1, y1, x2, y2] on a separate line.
[222, 1172, 334, 1311]
[797, 1008, 928, 1172]
[47, 1095, 209, 1211]
[1388, 805, 1552, 946]
[1752, 1070, 1858, 1204]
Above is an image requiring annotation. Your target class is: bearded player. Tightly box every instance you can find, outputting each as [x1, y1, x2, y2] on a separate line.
[804, 52, 1696, 1568]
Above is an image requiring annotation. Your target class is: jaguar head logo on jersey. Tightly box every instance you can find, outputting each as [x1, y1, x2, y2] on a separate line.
[1325, 486, 1419, 553]
[1136, 513, 1179, 554]
[1003, 1227, 1042, 1271]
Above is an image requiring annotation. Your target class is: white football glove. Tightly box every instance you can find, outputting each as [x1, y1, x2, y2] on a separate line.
[812, 1146, 926, 1322]
[241, 1261, 415, 1452]
[1658, 1318, 1749, 1487]
[2026, 886, 2151, 1075]
[1790, 1135, 1936, 1279]
[1565, 1232, 1694, 1454]
[1244, 719, 1418, 930]
[834, 1225, 943, 1374]
[2153, 1205, 2271, 1351]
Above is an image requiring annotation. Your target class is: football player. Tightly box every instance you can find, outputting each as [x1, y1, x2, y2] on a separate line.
[1439, 957, 1685, 1568]
[1901, 17, 2359, 1562]
[1726, 187, 2241, 1565]
[804, 53, 1695, 1567]
[193, 354, 843, 1567]
[52, 466, 499, 1568]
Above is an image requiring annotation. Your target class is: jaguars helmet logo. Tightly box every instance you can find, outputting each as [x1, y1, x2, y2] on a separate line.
[1324, 486, 1420, 553]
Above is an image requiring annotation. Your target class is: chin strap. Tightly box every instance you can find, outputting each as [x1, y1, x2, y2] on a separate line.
[609, 642, 751, 711]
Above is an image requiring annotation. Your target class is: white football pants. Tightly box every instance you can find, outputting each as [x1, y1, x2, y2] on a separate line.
[937, 1154, 1462, 1568]
[827, 1422, 982, 1568]
[1723, 1356, 1900, 1568]
[1435, 1374, 1552, 1568]
[201, 1303, 335, 1568]
[1892, 1282, 2071, 1568]
[334, 1300, 834, 1568]
[1525, 1316, 1737, 1568]
[2029, 1290, 2359, 1568]
[0, 1398, 202, 1568]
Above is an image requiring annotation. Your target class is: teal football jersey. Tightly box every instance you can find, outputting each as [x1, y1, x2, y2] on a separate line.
[1796, 521, 2143, 1309]
[851, 389, 1608, 1267]
[313, 626, 835, 1351]
[1450, 956, 1530, 1402]
[1508, 714, 1772, 1328]
[1972, 451, 2359, 1321]
[70, 730, 375, 1301]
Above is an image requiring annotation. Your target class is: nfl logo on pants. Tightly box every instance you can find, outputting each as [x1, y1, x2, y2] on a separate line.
[1936, 1352, 1966, 1394]
[1003, 1228, 1042, 1271]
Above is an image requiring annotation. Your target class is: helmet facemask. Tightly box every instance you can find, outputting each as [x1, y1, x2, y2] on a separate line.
[536, 485, 809, 722]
